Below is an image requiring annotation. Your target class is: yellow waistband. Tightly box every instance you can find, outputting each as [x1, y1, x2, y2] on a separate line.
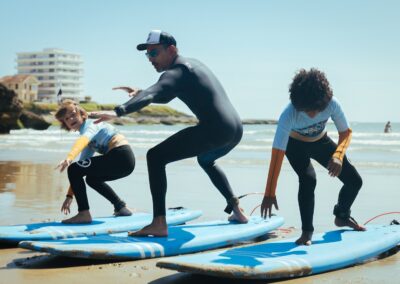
[289, 131, 326, 142]
[107, 134, 129, 152]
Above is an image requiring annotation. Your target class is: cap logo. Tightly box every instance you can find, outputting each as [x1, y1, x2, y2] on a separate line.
[147, 30, 162, 44]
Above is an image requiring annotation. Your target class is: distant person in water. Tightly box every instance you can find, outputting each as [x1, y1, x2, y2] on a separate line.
[55, 99, 135, 224]
[93, 30, 248, 237]
[261, 68, 365, 245]
[384, 121, 392, 133]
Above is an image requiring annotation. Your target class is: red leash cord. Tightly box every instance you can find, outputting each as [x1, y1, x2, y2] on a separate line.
[363, 212, 400, 225]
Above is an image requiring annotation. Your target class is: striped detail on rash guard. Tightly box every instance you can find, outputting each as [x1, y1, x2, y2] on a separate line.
[264, 148, 285, 197]
[332, 128, 352, 162]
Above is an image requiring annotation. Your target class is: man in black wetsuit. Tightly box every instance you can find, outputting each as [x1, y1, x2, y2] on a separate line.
[95, 30, 248, 236]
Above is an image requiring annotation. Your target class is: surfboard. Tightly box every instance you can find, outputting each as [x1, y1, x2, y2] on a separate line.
[18, 216, 284, 260]
[0, 208, 202, 244]
[156, 224, 400, 280]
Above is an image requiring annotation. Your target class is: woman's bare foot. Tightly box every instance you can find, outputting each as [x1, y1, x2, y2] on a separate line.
[228, 205, 249, 223]
[335, 217, 366, 231]
[128, 216, 168, 237]
[62, 210, 92, 224]
[295, 231, 313, 246]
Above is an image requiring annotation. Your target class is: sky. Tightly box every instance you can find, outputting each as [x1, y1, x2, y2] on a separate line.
[1, 0, 399, 122]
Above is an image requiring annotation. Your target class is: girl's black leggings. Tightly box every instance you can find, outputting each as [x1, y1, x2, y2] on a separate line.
[67, 145, 135, 212]
[285, 134, 362, 232]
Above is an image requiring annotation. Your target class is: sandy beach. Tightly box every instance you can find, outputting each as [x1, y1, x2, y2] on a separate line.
[0, 124, 399, 283]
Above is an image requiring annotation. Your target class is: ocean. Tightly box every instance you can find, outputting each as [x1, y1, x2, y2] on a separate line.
[0, 122, 399, 231]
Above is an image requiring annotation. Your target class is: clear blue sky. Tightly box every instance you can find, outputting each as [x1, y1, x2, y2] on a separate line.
[1, 0, 399, 122]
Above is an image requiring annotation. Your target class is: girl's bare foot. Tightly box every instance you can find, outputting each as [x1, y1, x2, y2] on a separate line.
[128, 216, 168, 237]
[228, 205, 249, 223]
[335, 217, 366, 231]
[295, 231, 313, 246]
[62, 210, 92, 224]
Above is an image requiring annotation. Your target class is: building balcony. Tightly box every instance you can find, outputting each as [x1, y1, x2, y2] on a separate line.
[17, 65, 84, 71]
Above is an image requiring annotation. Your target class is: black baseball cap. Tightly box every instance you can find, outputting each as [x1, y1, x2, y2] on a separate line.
[137, 30, 177, 51]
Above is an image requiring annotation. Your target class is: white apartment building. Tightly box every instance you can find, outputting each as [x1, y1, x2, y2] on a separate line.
[16, 48, 83, 102]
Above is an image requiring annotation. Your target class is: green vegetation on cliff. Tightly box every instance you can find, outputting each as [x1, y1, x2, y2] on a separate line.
[23, 102, 188, 117]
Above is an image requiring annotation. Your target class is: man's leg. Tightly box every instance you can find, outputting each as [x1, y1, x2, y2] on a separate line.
[197, 131, 248, 223]
[129, 126, 218, 236]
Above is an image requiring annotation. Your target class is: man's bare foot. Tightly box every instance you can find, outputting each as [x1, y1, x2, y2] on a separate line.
[295, 231, 313, 246]
[62, 210, 92, 224]
[128, 216, 168, 237]
[228, 205, 249, 223]
[335, 217, 366, 231]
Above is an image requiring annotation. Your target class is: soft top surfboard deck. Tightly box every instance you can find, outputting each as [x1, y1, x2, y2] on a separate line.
[0, 208, 202, 244]
[157, 224, 400, 279]
[19, 216, 284, 260]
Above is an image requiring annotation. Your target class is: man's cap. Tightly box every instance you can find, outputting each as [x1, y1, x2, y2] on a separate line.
[137, 30, 177, 51]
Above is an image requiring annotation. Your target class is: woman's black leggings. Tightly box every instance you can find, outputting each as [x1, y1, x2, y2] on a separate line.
[67, 145, 135, 212]
[147, 124, 243, 217]
[285, 134, 363, 232]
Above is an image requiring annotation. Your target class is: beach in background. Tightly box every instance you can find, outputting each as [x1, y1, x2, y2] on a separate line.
[0, 123, 399, 283]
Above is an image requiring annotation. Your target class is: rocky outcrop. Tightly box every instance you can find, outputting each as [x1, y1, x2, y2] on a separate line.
[242, 119, 277, 125]
[19, 110, 51, 130]
[0, 84, 23, 134]
[0, 83, 50, 134]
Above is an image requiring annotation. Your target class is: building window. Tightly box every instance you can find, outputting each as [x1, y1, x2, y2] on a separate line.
[15, 84, 18, 89]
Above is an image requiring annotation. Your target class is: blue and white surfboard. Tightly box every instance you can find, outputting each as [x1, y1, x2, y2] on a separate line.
[0, 208, 202, 244]
[157, 224, 400, 279]
[19, 216, 284, 260]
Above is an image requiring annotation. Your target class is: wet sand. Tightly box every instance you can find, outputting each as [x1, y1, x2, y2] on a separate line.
[0, 161, 399, 283]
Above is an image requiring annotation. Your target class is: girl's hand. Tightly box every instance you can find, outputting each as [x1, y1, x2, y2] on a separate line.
[55, 159, 72, 173]
[61, 196, 73, 215]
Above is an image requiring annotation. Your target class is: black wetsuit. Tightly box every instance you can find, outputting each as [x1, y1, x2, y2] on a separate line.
[115, 56, 243, 217]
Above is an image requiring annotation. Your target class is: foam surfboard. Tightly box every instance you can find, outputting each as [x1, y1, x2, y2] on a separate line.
[19, 216, 284, 260]
[157, 224, 400, 280]
[0, 208, 202, 244]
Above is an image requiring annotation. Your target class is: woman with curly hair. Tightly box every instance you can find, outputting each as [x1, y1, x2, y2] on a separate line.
[261, 68, 365, 245]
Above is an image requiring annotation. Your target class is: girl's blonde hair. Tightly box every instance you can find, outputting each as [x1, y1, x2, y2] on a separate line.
[55, 99, 88, 131]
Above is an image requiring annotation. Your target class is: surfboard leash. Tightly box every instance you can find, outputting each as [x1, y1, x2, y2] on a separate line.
[363, 212, 400, 225]
[237, 192, 264, 216]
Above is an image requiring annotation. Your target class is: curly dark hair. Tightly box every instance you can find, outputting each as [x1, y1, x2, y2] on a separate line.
[289, 68, 333, 112]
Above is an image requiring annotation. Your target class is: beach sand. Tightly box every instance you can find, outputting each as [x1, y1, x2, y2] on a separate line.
[0, 161, 399, 284]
